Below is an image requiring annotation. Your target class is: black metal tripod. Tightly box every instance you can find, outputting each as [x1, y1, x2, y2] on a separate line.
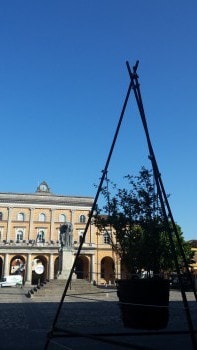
[126, 60, 197, 349]
[44, 61, 197, 350]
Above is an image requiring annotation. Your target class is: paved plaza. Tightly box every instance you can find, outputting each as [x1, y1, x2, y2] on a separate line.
[0, 285, 196, 350]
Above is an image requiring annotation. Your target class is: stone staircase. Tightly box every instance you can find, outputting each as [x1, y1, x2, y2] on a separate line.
[26, 279, 99, 302]
[0, 286, 25, 303]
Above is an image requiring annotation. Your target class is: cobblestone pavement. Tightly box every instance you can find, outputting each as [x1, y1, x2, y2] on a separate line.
[0, 286, 196, 350]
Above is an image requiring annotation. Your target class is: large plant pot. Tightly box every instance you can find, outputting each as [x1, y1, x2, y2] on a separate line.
[117, 278, 169, 330]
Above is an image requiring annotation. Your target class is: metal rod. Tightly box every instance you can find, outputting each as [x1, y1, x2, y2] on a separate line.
[44, 79, 133, 349]
[126, 60, 197, 349]
[45, 60, 197, 350]
[127, 61, 195, 283]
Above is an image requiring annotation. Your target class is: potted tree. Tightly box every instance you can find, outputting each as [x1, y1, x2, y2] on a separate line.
[94, 167, 192, 330]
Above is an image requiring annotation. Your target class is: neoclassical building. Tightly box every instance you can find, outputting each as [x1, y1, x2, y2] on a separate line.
[0, 182, 120, 285]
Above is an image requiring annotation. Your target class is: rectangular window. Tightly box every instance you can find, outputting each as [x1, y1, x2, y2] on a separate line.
[103, 231, 110, 244]
[79, 231, 85, 244]
[16, 231, 23, 241]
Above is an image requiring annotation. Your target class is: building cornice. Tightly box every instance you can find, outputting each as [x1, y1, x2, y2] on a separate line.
[0, 192, 94, 207]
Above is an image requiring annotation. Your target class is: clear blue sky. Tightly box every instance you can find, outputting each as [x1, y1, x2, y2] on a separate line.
[0, 1, 196, 240]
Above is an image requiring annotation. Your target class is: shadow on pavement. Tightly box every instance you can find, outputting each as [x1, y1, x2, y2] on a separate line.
[0, 296, 196, 350]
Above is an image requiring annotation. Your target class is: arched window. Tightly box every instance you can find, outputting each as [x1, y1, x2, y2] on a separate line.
[39, 213, 46, 222]
[16, 230, 23, 242]
[17, 213, 25, 221]
[36, 230, 45, 243]
[79, 215, 86, 223]
[0, 212, 2, 221]
[59, 214, 66, 223]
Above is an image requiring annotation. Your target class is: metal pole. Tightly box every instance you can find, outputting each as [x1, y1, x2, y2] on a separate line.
[44, 78, 133, 349]
[126, 60, 197, 349]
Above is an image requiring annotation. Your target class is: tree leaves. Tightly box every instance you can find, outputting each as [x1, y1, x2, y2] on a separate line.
[94, 167, 193, 275]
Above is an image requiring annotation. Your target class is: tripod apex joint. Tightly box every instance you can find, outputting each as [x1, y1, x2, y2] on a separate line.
[133, 60, 139, 72]
[126, 60, 139, 79]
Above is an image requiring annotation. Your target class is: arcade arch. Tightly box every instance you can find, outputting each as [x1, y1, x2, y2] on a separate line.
[100, 256, 115, 284]
[54, 257, 59, 278]
[75, 255, 89, 280]
[10, 255, 26, 283]
[32, 255, 47, 285]
[10, 255, 25, 275]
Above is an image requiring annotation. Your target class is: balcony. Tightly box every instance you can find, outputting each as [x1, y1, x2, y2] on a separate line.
[0, 240, 60, 248]
[73, 241, 96, 249]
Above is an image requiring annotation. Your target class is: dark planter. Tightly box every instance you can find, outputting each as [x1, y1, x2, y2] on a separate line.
[117, 278, 169, 330]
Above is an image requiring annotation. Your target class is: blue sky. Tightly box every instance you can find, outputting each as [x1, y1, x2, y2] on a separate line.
[0, 1, 196, 240]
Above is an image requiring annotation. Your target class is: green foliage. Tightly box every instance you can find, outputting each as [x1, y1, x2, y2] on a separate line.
[94, 167, 193, 275]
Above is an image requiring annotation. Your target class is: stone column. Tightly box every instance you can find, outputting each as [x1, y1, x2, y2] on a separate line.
[4, 253, 9, 276]
[29, 208, 34, 241]
[70, 210, 75, 223]
[71, 210, 75, 243]
[7, 207, 13, 242]
[50, 209, 55, 242]
[26, 253, 32, 285]
[49, 254, 54, 280]
[91, 254, 96, 283]
[115, 256, 121, 280]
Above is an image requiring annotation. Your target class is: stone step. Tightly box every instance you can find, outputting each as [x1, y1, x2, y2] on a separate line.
[26, 279, 99, 301]
[0, 286, 25, 303]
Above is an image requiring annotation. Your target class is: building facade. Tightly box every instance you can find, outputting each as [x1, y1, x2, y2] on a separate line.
[190, 240, 197, 274]
[0, 182, 120, 285]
